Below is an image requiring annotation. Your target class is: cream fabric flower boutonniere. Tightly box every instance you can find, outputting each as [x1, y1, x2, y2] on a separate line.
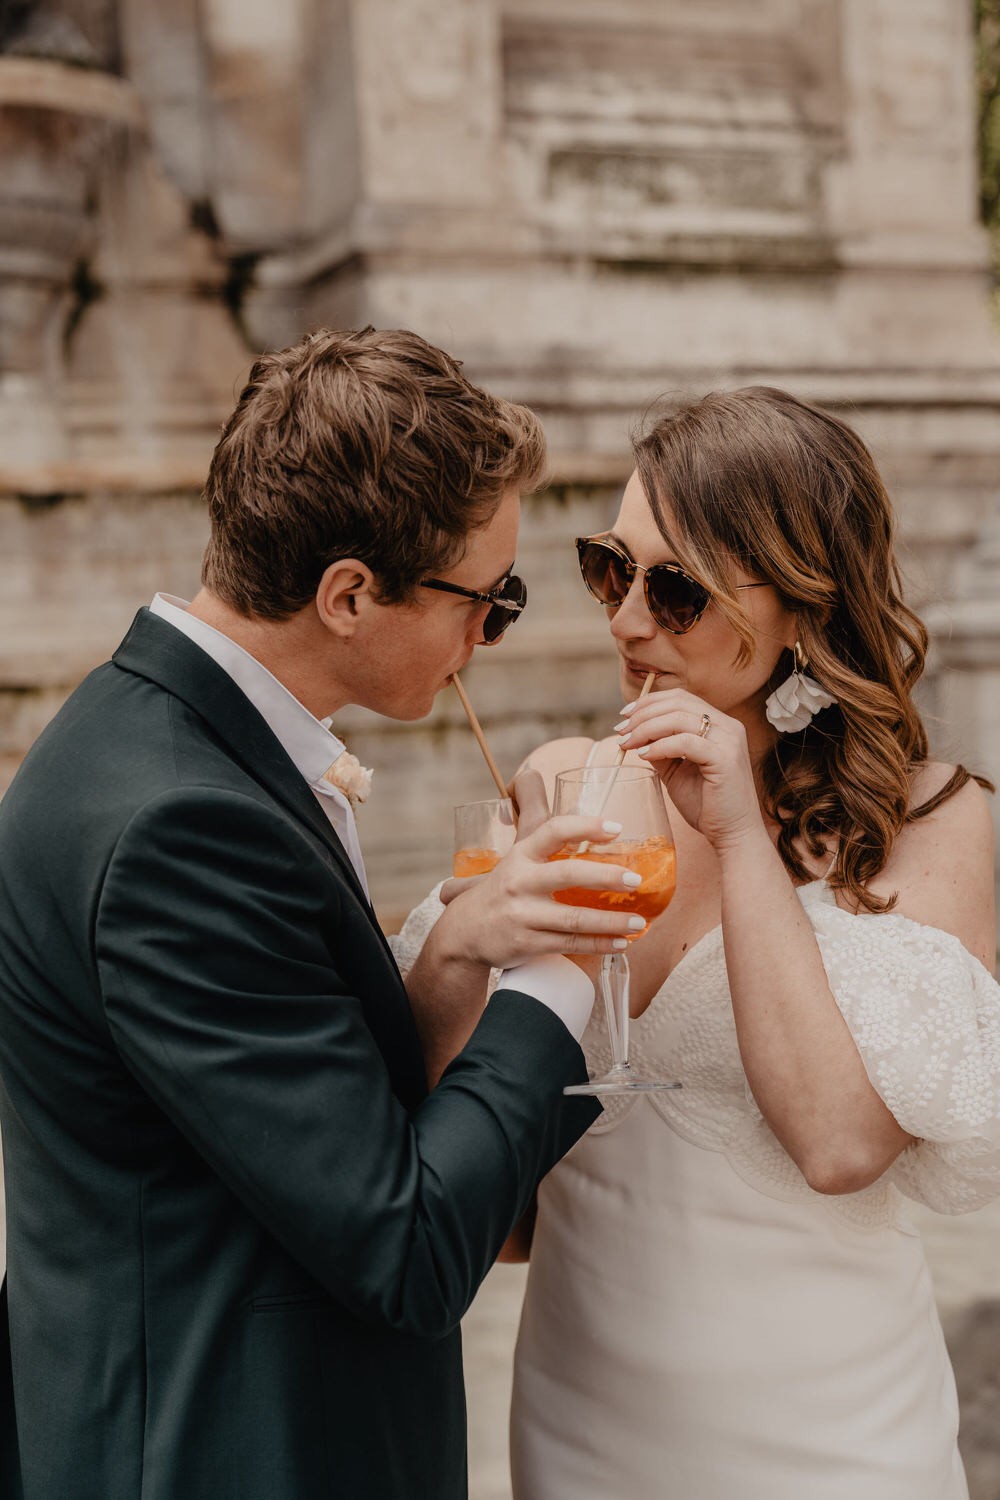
[321, 751, 374, 809]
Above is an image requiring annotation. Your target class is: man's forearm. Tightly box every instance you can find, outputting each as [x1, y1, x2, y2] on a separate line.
[404, 921, 493, 1087]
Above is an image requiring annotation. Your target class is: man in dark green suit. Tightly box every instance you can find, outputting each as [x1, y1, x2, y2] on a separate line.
[0, 329, 637, 1499]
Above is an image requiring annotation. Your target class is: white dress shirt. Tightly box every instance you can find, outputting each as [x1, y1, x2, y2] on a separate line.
[149, 594, 369, 898]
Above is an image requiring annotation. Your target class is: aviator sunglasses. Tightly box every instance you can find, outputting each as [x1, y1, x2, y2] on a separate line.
[576, 534, 767, 634]
[419, 571, 528, 644]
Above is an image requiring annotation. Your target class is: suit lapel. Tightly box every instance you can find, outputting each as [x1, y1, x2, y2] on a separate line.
[113, 610, 426, 1108]
[112, 610, 380, 923]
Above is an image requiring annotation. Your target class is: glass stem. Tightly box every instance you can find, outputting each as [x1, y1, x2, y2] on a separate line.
[600, 952, 631, 1071]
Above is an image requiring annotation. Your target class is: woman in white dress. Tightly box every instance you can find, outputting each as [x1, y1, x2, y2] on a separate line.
[393, 386, 999, 1499]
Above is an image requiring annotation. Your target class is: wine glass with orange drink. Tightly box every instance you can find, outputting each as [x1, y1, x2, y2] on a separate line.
[551, 765, 681, 1096]
[453, 797, 517, 878]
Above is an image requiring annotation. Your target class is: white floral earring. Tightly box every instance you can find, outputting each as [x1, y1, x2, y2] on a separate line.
[764, 642, 837, 733]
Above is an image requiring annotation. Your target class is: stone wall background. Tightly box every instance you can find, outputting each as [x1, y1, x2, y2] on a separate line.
[1, 3, 999, 1497]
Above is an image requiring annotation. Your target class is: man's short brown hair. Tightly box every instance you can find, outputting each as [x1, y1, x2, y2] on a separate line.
[200, 327, 546, 619]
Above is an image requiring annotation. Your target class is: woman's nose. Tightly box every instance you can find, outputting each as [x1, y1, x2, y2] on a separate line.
[609, 574, 656, 640]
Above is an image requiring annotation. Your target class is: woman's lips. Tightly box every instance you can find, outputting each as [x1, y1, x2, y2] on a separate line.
[623, 659, 663, 679]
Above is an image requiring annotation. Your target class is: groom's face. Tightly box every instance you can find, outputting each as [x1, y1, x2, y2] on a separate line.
[351, 487, 522, 721]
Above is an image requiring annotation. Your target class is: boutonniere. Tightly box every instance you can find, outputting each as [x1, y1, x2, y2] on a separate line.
[321, 751, 374, 809]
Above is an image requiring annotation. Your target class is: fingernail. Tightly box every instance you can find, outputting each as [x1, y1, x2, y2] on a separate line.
[602, 819, 623, 834]
[617, 734, 631, 747]
[622, 871, 642, 888]
[613, 719, 629, 733]
[612, 938, 629, 950]
[621, 701, 637, 713]
[627, 915, 646, 931]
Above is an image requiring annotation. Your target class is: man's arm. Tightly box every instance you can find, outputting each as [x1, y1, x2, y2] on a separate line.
[96, 788, 598, 1340]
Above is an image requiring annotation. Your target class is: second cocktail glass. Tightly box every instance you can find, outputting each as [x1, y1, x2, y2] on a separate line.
[453, 796, 516, 877]
[551, 765, 681, 1097]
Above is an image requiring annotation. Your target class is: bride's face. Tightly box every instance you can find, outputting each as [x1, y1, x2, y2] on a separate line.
[606, 471, 797, 724]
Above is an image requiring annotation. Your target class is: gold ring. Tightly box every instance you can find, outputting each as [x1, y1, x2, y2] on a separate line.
[697, 713, 712, 739]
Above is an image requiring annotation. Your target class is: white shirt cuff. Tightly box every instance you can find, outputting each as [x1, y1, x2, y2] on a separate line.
[496, 955, 596, 1043]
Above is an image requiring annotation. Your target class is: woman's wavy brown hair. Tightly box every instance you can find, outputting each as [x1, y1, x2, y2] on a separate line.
[633, 386, 990, 914]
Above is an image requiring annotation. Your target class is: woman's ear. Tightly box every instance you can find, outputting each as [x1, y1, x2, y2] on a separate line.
[315, 559, 376, 640]
[785, 616, 801, 654]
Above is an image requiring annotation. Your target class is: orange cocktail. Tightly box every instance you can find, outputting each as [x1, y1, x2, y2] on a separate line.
[453, 796, 516, 878]
[549, 835, 677, 932]
[453, 846, 504, 879]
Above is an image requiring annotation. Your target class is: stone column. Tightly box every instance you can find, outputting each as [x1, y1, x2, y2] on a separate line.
[0, 58, 140, 479]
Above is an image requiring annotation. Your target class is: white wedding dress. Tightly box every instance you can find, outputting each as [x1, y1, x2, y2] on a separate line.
[391, 877, 1000, 1500]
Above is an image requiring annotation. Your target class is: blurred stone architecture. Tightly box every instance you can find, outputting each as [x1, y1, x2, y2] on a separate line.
[1, 1, 1000, 1496]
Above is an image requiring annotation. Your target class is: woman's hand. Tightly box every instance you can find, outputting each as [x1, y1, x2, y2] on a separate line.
[616, 689, 765, 853]
[432, 805, 648, 972]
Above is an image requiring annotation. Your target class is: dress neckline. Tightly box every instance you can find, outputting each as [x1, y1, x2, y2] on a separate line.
[659, 872, 835, 995]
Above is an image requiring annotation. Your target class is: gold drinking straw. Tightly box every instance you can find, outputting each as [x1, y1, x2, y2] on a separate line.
[450, 672, 511, 804]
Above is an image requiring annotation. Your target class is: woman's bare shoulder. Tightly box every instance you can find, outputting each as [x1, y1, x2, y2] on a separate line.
[516, 737, 594, 794]
[870, 762, 996, 967]
[518, 736, 636, 804]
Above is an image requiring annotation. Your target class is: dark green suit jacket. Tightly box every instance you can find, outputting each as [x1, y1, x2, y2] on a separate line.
[0, 610, 598, 1499]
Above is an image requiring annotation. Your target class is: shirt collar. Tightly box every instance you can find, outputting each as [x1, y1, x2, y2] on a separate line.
[148, 594, 346, 786]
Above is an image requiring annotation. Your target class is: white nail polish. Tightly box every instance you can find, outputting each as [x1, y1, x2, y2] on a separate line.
[627, 915, 646, 931]
[602, 820, 623, 834]
[622, 871, 642, 888]
[621, 701, 637, 713]
[613, 719, 629, 733]
[612, 938, 629, 950]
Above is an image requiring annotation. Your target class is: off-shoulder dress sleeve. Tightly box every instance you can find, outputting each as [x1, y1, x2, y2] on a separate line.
[807, 897, 1000, 1214]
[387, 883, 447, 978]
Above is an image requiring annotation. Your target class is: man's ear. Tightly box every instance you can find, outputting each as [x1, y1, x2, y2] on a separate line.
[315, 559, 377, 640]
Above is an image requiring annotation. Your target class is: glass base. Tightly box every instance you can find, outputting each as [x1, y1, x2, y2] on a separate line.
[564, 1066, 682, 1097]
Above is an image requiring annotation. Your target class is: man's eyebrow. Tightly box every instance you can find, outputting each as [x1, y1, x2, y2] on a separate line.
[477, 560, 514, 594]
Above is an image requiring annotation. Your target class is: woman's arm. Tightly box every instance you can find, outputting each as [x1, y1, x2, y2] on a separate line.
[620, 694, 996, 1195]
[715, 826, 913, 1193]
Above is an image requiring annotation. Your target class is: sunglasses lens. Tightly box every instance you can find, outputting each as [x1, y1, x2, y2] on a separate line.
[577, 539, 710, 632]
[483, 575, 527, 643]
[646, 567, 709, 633]
[578, 541, 632, 606]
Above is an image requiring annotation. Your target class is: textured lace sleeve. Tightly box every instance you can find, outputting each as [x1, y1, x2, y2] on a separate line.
[387, 883, 447, 978]
[808, 900, 1000, 1214]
